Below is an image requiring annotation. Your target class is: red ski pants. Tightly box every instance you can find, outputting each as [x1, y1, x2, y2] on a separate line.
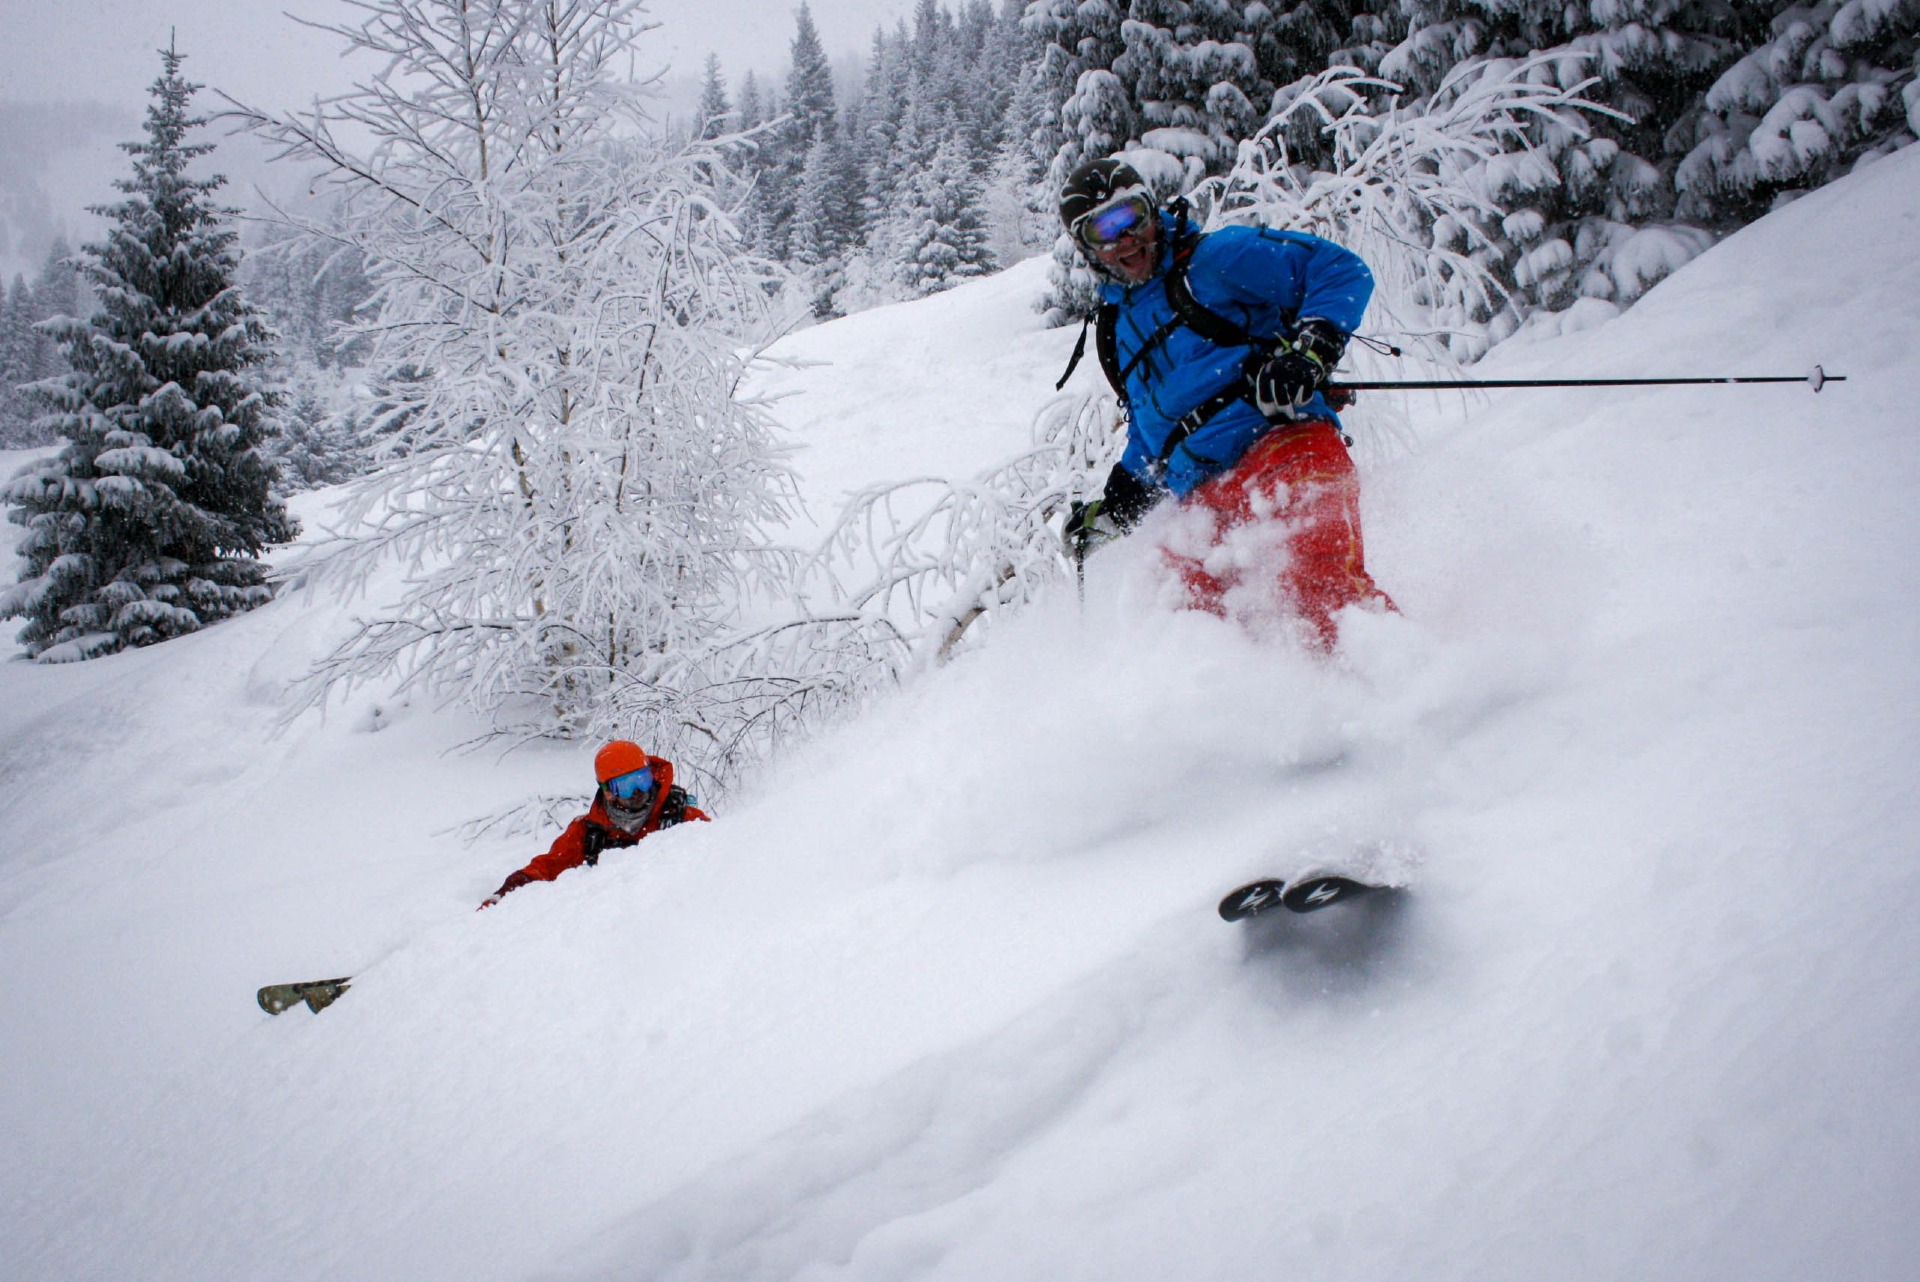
[1161, 420, 1393, 649]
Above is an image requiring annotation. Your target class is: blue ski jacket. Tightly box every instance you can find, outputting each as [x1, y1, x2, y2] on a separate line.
[1100, 216, 1373, 496]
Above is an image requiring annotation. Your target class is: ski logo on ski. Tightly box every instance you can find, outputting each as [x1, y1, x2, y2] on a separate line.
[1219, 879, 1287, 922]
[1282, 874, 1376, 913]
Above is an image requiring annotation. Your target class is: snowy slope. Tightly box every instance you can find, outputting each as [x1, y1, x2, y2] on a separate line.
[2, 150, 1917, 1281]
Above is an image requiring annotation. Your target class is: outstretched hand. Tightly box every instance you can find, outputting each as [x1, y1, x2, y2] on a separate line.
[479, 869, 533, 909]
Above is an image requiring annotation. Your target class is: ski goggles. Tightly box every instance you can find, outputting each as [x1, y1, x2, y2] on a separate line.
[1074, 194, 1155, 250]
[604, 766, 655, 804]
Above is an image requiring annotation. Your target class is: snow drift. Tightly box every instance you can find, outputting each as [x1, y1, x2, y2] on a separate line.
[1, 148, 1917, 1281]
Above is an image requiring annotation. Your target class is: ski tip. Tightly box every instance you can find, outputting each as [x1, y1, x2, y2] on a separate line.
[257, 978, 352, 1016]
[1219, 879, 1287, 922]
[1281, 874, 1383, 914]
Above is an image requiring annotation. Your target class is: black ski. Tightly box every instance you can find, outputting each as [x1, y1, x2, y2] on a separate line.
[257, 977, 352, 1015]
[1280, 873, 1379, 913]
[1219, 873, 1387, 922]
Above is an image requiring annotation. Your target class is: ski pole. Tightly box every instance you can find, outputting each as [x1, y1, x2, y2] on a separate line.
[1329, 365, 1844, 394]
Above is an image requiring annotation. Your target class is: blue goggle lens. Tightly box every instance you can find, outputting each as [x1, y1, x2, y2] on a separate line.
[1079, 196, 1151, 248]
[606, 767, 654, 802]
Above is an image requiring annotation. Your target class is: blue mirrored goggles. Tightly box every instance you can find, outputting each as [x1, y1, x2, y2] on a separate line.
[604, 766, 655, 803]
[1075, 195, 1155, 249]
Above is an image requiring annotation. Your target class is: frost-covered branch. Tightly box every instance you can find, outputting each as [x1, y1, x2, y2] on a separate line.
[803, 391, 1121, 665]
[1190, 58, 1623, 362]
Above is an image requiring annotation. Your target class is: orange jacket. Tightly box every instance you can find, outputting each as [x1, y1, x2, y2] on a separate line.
[490, 756, 708, 900]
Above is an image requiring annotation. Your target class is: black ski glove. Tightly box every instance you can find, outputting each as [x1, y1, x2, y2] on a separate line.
[1066, 463, 1162, 558]
[1251, 319, 1347, 421]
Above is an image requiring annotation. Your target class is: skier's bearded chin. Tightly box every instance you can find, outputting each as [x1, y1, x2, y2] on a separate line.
[607, 796, 651, 833]
[1095, 220, 1158, 284]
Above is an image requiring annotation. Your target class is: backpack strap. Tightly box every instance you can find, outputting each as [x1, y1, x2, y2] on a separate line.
[658, 785, 693, 828]
[581, 822, 611, 868]
[1139, 228, 1275, 479]
[1108, 229, 1275, 410]
[1093, 303, 1123, 402]
[1056, 303, 1129, 403]
[1164, 250, 1261, 350]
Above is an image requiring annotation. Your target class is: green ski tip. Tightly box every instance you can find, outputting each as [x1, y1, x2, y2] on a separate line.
[257, 978, 352, 1015]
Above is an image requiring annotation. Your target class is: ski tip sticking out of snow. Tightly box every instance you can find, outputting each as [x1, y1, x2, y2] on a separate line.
[257, 978, 352, 1016]
[1218, 874, 1396, 922]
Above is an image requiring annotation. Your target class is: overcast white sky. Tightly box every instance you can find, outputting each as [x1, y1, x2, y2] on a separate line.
[0, 0, 910, 110]
[0, 0, 912, 275]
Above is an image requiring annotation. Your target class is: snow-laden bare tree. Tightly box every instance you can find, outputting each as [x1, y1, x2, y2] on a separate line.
[233, 0, 861, 790]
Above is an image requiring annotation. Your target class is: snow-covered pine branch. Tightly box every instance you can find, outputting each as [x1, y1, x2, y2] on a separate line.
[1189, 58, 1623, 362]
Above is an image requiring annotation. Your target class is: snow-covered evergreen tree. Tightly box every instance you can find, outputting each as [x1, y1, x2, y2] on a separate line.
[786, 3, 839, 143]
[1378, 0, 1756, 334]
[754, 3, 841, 261]
[1, 45, 295, 661]
[738, 69, 766, 132]
[236, 0, 836, 782]
[263, 364, 367, 493]
[1676, 0, 1919, 223]
[242, 218, 375, 370]
[979, 2, 1063, 266]
[855, 25, 914, 236]
[789, 131, 864, 315]
[696, 52, 732, 140]
[27, 238, 91, 358]
[0, 241, 93, 447]
[980, 126, 1057, 267]
[763, 0, 1048, 311]
[0, 276, 40, 446]
[896, 127, 999, 294]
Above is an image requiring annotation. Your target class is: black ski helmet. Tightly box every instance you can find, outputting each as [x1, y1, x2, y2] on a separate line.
[1058, 157, 1151, 233]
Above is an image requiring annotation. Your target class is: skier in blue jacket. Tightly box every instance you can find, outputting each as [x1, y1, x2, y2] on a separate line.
[1059, 157, 1392, 648]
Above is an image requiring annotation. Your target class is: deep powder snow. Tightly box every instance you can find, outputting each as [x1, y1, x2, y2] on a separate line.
[1, 150, 1917, 1281]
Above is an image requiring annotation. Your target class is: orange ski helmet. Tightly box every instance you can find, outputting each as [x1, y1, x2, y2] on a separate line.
[594, 740, 651, 783]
